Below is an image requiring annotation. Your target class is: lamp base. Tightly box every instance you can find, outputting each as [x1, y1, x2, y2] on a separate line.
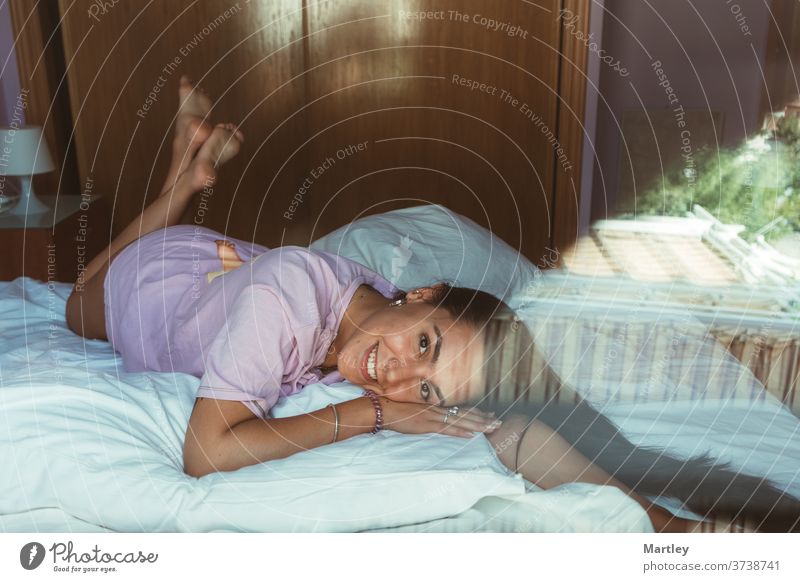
[9, 176, 50, 216]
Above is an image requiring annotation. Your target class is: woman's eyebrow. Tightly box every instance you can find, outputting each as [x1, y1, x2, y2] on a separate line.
[432, 324, 442, 364]
[431, 325, 445, 405]
[432, 384, 446, 407]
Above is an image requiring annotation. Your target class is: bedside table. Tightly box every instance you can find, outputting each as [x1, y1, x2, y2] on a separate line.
[0, 195, 109, 283]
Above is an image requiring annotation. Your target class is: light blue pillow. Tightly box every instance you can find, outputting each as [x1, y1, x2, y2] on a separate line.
[311, 204, 539, 310]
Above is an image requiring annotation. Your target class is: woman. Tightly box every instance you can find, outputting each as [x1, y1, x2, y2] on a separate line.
[66, 77, 798, 533]
[65, 76, 505, 474]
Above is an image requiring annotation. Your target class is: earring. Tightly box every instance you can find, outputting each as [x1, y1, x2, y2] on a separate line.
[389, 297, 407, 307]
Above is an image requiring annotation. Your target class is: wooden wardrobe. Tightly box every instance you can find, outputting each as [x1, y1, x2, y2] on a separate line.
[11, 0, 588, 266]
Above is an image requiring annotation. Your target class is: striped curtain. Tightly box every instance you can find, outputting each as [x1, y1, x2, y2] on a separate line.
[510, 315, 771, 406]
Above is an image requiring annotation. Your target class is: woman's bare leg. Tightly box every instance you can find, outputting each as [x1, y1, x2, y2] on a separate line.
[487, 414, 699, 532]
[66, 112, 244, 339]
[80, 120, 243, 284]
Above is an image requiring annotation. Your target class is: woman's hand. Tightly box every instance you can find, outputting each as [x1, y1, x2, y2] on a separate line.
[377, 396, 502, 438]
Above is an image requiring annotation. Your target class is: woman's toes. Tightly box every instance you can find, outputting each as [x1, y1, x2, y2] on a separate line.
[202, 124, 242, 167]
[178, 75, 195, 104]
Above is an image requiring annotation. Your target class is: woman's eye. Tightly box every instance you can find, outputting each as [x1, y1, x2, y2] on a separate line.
[419, 334, 430, 356]
[420, 380, 430, 401]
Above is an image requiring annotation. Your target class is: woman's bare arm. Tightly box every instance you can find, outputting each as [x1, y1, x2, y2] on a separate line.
[183, 397, 376, 477]
[487, 414, 698, 532]
[183, 396, 498, 477]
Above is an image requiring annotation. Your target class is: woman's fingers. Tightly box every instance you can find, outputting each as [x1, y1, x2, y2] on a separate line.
[451, 407, 501, 430]
[382, 399, 502, 439]
[441, 426, 476, 439]
[430, 406, 502, 437]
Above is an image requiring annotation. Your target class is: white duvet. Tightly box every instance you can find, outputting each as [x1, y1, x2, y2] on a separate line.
[0, 278, 652, 533]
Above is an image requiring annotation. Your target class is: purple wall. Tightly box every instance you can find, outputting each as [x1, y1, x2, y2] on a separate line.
[591, 0, 772, 219]
[0, 0, 23, 126]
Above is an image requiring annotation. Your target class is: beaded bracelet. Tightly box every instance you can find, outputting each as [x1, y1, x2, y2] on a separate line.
[362, 389, 383, 434]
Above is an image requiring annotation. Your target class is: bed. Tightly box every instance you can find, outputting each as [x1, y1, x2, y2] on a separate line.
[2, 205, 798, 532]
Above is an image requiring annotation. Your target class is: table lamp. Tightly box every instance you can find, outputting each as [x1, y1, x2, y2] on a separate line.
[0, 125, 55, 215]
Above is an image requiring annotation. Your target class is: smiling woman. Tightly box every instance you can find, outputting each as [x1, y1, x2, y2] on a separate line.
[64, 78, 506, 478]
[87, 229, 508, 475]
[69, 223, 507, 476]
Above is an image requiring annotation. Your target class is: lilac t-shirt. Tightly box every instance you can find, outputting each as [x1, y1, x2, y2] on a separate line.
[104, 225, 399, 419]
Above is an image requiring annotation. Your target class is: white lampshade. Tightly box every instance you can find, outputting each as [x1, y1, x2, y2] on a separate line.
[0, 125, 55, 215]
[0, 125, 55, 176]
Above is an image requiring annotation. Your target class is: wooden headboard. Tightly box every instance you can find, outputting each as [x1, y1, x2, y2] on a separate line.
[11, 0, 588, 265]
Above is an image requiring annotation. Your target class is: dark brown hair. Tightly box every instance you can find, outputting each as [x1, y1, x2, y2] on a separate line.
[426, 284, 515, 328]
[394, 284, 513, 327]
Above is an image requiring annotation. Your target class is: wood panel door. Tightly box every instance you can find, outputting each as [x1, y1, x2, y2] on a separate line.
[303, 0, 563, 260]
[54, 0, 587, 261]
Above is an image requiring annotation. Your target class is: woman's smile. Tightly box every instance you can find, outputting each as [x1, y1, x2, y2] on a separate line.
[361, 341, 379, 384]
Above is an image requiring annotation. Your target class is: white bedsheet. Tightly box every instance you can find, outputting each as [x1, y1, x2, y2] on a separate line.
[0, 278, 652, 533]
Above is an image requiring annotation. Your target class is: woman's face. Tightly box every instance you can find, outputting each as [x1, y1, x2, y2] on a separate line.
[336, 300, 486, 406]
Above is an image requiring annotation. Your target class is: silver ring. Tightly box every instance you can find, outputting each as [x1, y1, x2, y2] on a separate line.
[448, 406, 460, 416]
[443, 412, 450, 424]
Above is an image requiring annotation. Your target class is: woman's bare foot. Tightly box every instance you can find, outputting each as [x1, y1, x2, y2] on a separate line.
[161, 123, 244, 203]
[159, 75, 214, 198]
[189, 123, 244, 189]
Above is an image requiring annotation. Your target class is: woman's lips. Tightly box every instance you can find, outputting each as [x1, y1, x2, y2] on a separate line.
[360, 342, 377, 384]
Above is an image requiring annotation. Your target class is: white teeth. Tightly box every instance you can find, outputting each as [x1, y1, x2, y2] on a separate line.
[366, 344, 378, 381]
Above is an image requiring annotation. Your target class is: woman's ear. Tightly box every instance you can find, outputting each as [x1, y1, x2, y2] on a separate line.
[405, 283, 449, 303]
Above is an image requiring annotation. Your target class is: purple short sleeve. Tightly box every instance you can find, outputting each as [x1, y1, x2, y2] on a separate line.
[196, 287, 293, 419]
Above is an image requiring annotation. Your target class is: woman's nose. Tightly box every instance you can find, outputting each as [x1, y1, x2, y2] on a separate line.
[383, 357, 429, 385]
